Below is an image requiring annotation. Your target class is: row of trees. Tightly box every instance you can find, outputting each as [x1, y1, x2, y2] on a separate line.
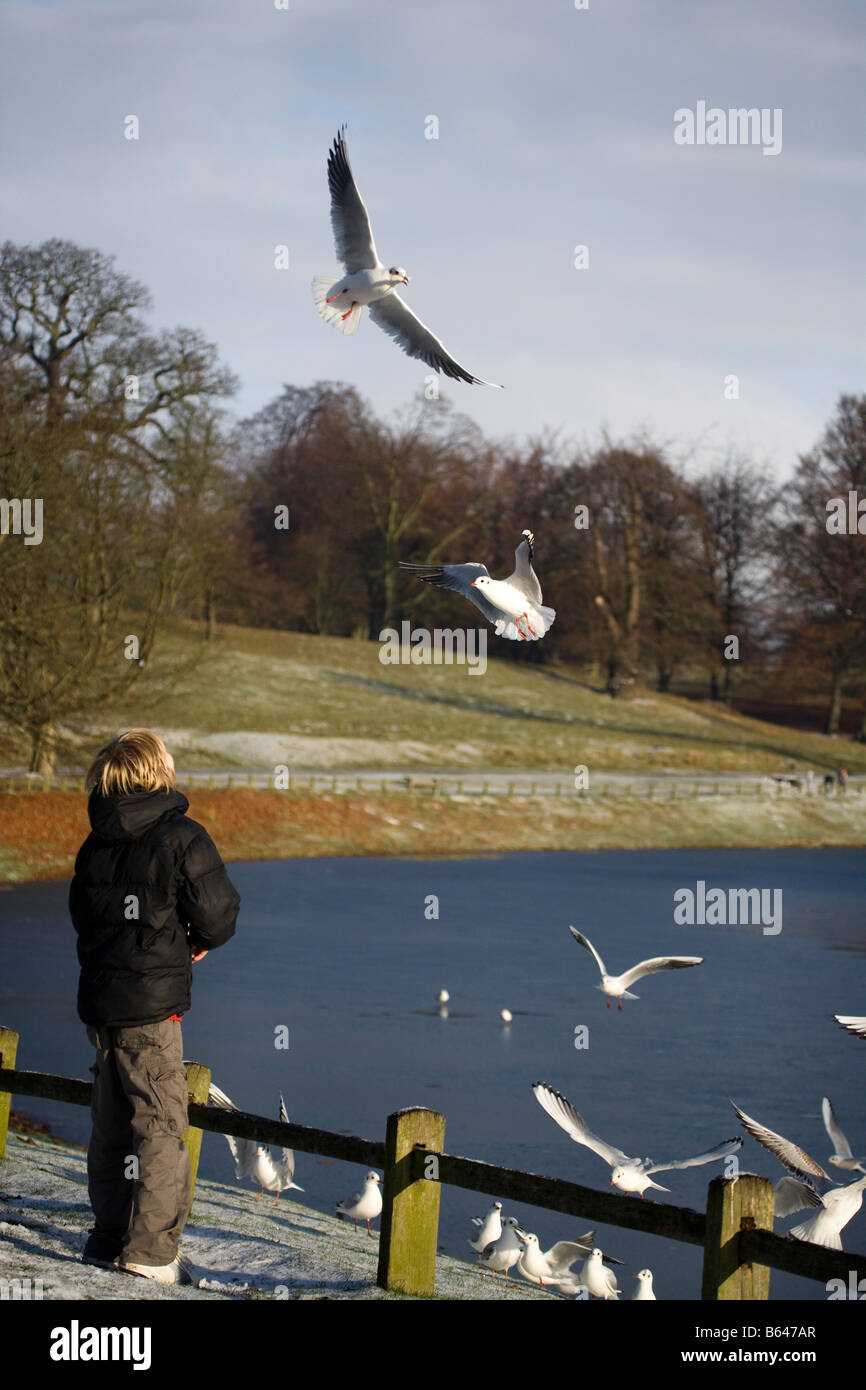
[0, 238, 863, 770]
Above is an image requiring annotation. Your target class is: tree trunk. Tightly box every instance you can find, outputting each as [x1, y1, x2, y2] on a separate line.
[825, 671, 844, 736]
[204, 593, 216, 641]
[29, 723, 56, 775]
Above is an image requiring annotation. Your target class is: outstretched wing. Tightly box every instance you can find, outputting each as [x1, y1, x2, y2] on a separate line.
[822, 1097, 854, 1161]
[208, 1081, 258, 1179]
[774, 1176, 823, 1219]
[327, 126, 379, 271]
[568, 928, 608, 981]
[506, 530, 542, 604]
[368, 293, 502, 385]
[617, 956, 704, 991]
[647, 1137, 741, 1176]
[835, 1015, 866, 1040]
[731, 1101, 829, 1181]
[273, 1093, 303, 1190]
[532, 1082, 630, 1169]
[399, 559, 505, 629]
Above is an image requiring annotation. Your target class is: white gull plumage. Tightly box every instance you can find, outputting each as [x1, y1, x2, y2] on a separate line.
[313, 126, 501, 386]
[336, 1171, 383, 1235]
[469, 1200, 502, 1260]
[533, 1083, 741, 1196]
[401, 529, 555, 642]
[516, 1229, 621, 1293]
[569, 927, 703, 1009]
[835, 1015, 866, 1040]
[208, 1083, 303, 1203]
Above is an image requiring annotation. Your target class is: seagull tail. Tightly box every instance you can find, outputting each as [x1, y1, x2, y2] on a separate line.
[312, 275, 362, 335]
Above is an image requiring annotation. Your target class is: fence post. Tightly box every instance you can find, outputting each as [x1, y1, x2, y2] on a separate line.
[183, 1061, 211, 1212]
[376, 1106, 446, 1296]
[0, 1027, 19, 1158]
[701, 1174, 775, 1299]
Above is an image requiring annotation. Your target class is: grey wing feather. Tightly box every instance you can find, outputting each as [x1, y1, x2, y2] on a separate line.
[506, 532, 542, 604]
[822, 1097, 853, 1159]
[368, 293, 501, 385]
[275, 1093, 303, 1189]
[775, 1176, 823, 1218]
[327, 126, 379, 271]
[400, 560, 504, 627]
[532, 1083, 631, 1168]
[648, 1137, 742, 1176]
[731, 1102, 830, 1180]
[207, 1082, 258, 1178]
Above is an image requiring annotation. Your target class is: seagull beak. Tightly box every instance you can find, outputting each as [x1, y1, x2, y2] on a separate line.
[470, 580, 477, 587]
[401, 275, 409, 284]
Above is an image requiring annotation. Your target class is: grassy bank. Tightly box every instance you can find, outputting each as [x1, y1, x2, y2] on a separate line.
[1, 785, 863, 884]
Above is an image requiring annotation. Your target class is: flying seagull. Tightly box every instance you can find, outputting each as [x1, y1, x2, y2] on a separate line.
[822, 1097, 866, 1174]
[401, 529, 555, 641]
[313, 126, 501, 386]
[208, 1083, 303, 1204]
[835, 1015, 866, 1040]
[568, 927, 703, 1009]
[731, 1100, 866, 1249]
[533, 1083, 741, 1196]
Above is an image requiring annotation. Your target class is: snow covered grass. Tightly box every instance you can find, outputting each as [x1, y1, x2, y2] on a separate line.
[0, 1132, 546, 1301]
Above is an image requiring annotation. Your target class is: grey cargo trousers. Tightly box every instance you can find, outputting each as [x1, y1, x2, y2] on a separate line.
[84, 1020, 191, 1267]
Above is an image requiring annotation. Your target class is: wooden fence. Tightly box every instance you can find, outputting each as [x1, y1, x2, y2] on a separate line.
[1, 1028, 863, 1301]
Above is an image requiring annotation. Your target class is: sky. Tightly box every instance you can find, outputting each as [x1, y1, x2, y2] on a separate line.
[1, 0, 864, 477]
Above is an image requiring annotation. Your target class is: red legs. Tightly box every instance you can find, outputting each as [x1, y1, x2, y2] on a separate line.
[255, 1190, 263, 1203]
[606, 998, 611, 1009]
[521, 613, 538, 638]
[326, 289, 344, 303]
[341, 301, 357, 320]
[618, 1001, 623, 1011]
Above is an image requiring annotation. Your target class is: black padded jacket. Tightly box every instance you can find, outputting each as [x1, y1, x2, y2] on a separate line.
[70, 788, 240, 1027]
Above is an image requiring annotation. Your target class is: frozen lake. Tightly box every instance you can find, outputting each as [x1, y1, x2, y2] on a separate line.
[1, 847, 863, 1300]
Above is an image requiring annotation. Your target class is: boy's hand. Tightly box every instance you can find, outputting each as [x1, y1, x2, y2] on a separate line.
[190, 947, 208, 963]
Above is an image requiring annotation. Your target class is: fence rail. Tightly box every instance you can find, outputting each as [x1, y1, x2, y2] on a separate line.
[2, 1039, 864, 1300]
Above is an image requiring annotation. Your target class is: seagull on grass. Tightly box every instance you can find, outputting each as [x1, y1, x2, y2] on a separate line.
[469, 1201, 502, 1261]
[313, 126, 501, 386]
[569, 927, 703, 1009]
[208, 1083, 303, 1204]
[336, 1171, 383, 1235]
[479, 1216, 523, 1284]
[533, 1083, 741, 1196]
[579, 1247, 620, 1300]
[401, 529, 555, 641]
[517, 1230, 622, 1292]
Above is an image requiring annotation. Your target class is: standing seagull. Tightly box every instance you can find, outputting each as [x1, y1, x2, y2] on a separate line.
[336, 1171, 383, 1236]
[469, 1201, 502, 1262]
[517, 1230, 619, 1292]
[732, 1100, 866, 1249]
[208, 1083, 303, 1204]
[533, 1083, 741, 1196]
[632, 1269, 656, 1300]
[401, 530, 555, 642]
[579, 1247, 620, 1300]
[569, 927, 703, 1009]
[479, 1216, 523, 1284]
[313, 126, 501, 386]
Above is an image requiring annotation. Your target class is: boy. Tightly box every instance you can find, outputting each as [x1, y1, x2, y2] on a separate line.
[70, 729, 240, 1284]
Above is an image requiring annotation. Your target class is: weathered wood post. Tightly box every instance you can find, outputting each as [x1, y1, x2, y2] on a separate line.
[377, 1107, 446, 1296]
[701, 1174, 775, 1299]
[0, 1027, 19, 1158]
[183, 1061, 211, 1212]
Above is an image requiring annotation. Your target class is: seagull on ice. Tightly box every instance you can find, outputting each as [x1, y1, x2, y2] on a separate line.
[207, 1083, 303, 1204]
[313, 126, 501, 386]
[835, 1015, 866, 1041]
[578, 1247, 620, 1300]
[822, 1097, 866, 1174]
[469, 1201, 502, 1261]
[336, 1171, 383, 1235]
[533, 1083, 742, 1196]
[479, 1216, 523, 1284]
[732, 1100, 866, 1249]
[517, 1230, 621, 1292]
[401, 530, 555, 642]
[632, 1269, 656, 1300]
[569, 927, 703, 1009]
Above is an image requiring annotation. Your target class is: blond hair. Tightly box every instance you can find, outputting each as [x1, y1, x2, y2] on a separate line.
[86, 729, 176, 796]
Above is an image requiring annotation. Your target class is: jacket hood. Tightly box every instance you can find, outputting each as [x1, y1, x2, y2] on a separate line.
[88, 788, 190, 842]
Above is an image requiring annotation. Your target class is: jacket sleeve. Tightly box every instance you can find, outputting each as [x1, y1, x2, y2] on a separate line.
[176, 829, 240, 950]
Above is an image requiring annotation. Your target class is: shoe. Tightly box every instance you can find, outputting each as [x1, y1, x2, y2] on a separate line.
[82, 1252, 119, 1270]
[118, 1254, 197, 1286]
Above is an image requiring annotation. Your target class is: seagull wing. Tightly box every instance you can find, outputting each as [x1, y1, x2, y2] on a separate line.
[774, 1176, 823, 1219]
[532, 1083, 630, 1168]
[568, 928, 609, 981]
[274, 1093, 303, 1190]
[835, 1015, 866, 1040]
[822, 1097, 854, 1161]
[207, 1081, 258, 1179]
[368, 293, 502, 385]
[731, 1101, 830, 1181]
[617, 956, 704, 991]
[506, 531, 542, 604]
[399, 560, 506, 628]
[647, 1137, 742, 1176]
[327, 126, 379, 272]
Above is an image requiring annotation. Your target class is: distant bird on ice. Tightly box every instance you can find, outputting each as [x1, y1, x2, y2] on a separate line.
[401, 530, 555, 642]
[533, 1082, 741, 1196]
[337, 1171, 383, 1235]
[208, 1083, 303, 1204]
[313, 126, 501, 386]
[568, 927, 703, 1009]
